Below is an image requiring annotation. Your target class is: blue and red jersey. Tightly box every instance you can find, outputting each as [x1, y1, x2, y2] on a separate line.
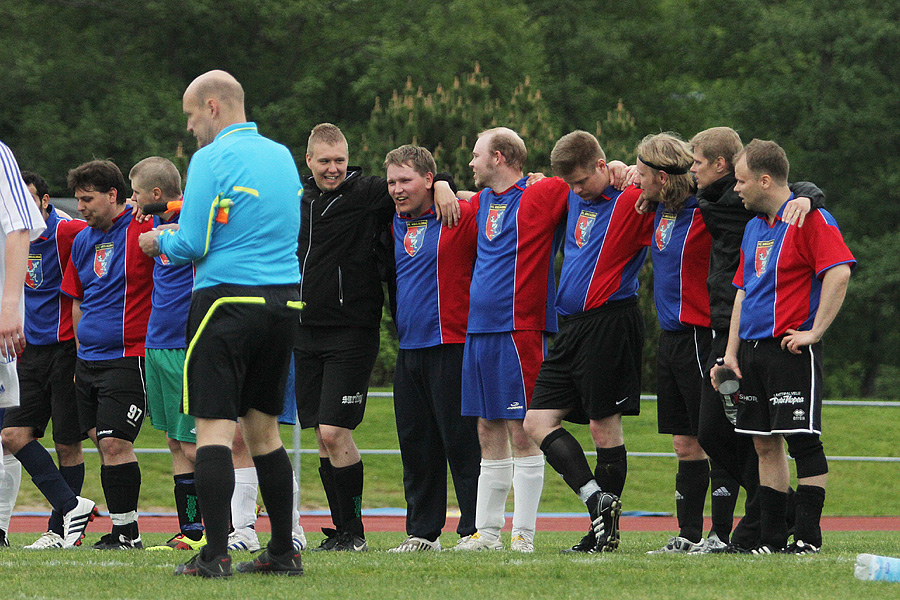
[734, 198, 855, 339]
[556, 185, 653, 317]
[24, 207, 87, 345]
[651, 196, 712, 332]
[61, 209, 155, 360]
[392, 200, 476, 349]
[146, 212, 194, 350]
[467, 176, 570, 333]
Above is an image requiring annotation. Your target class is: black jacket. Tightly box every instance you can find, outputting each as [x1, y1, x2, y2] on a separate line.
[698, 174, 825, 331]
[298, 167, 394, 328]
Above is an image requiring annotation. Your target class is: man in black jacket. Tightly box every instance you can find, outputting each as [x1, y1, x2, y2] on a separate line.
[295, 123, 458, 551]
[690, 126, 824, 552]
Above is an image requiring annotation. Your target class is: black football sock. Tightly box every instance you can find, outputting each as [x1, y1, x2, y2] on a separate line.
[102, 462, 141, 539]
[253, 447, 295, 556]
[792, 485, 825, 547]
[675, 459, 709, 543]
[333, 460, 365, 538]
[539, 428, 594, 494]
[194, 445, 234, 559]
[709, 462, 739, 542]
[594, 445, 628, 498]
[174, 472, 203, 540]
[318, 457, 342, 531]
[757, 486, 788, 549]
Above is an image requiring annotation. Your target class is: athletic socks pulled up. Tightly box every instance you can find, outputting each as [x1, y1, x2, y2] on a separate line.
[675, 459, 709, 543]
[195, 445, 234, 559]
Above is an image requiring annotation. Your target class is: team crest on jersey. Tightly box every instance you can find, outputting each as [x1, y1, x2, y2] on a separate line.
[655, 213, 677, 250]
[755, 240, 774, 277]
[404, 220, 428, 257]
[575, 210, 598, 248]
[486, 203, 508, 241]
[159, 254, 170, 266]
[94, 243, 114, 278]
[26, 254, 43, 289]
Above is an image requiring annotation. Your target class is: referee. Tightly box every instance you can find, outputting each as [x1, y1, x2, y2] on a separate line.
[140, 70, 303, 577]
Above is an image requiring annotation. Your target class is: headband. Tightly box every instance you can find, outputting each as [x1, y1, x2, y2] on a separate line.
[638, 155, 690, 175]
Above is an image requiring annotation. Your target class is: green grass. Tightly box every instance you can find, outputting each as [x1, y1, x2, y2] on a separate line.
[2, 531, 900, 599]
[15, 396, 900, 517]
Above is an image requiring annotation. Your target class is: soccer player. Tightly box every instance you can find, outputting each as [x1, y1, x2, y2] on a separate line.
[632, 133, 715, 554]
[1, 171, 91, 549]
[61, 160, 155, 550]
[128, 157, 205, 552]
[691, 127, 824, 551]
[0, 147, 52, 546]
[142, 70, 303, 577]
[713, 139, 854, 554]
[296, 124, 457, 552]
[383, 145, 481, 552]
[524, 130, 653, 553]
[456, 128, 573, 552]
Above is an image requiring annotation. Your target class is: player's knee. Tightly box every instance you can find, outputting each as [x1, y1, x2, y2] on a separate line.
[786, 433, 828, 478]
[0, 427, 31, 453]
[672, 435, 705, 461]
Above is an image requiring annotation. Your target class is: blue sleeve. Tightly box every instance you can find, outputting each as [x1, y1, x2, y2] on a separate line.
[158, 154, 218, 265]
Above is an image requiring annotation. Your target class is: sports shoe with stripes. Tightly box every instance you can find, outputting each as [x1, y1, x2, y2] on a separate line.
[227, 527, 260, 551]
[292, 525, 307, 551]
[92, 532, 143, 550]
[510, 534, 535, 553]
[784, 540, 820, 555]
[388, 536, 442, 552]
[61, 497, 97, 548]
[453, 532, 502, 551]
[647, 536, 702, 554]
[587, 491, 622, 553]
[750, 544, 783, 555]
[689, 532, 729, 554]
[25, 531, 65, 550]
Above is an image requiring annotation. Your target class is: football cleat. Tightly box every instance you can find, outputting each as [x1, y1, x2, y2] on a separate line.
[236, 549, 304, 575]
[510, 534, 535, 553]
[174, 552, 232, 578]
[453, 532, 502, 551]
[61, 496, 97, 548]
[587, 491, 621, 553]
[647, 536, 702, 554]
[147, 533, 207, 551]
[24, 531, 65, 550]
[92, 532, 143, 550]
[388, 535, 442, 552]
[226, 527, 260, 552]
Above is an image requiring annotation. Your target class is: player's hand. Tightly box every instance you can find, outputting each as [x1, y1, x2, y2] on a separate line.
[138, 229, 163, 257]
[526, 172, 546, 186]
[634, 195, 654, 214]
[129, 199, 152, 223]
[782, 197, 812, 227]
[780, 329, 818, 354]
[0, 304, 25, 360]
[710, 355, 742, 390]
[433, 181, 460, 228]
[607, 161, 629, 190]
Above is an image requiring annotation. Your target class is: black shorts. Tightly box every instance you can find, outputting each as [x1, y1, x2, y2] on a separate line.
[2, 340, 85, 444]
[184, 283, 300, 421]
[531, 299, 643, 424]
[734, 338, 823, 436]
[656, 327, 712, 436]
[294, 325, 380, 430]
[75, 356, 146, 443]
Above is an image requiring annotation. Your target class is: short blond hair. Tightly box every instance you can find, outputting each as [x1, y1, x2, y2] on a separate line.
[129, 157, 182, 198]
[690, 127, 743, 171]
[479, 127, 527, 171]
[383, 145, 437, 177]
[551, 130, 606, 177]
[307, 123, 347, 155]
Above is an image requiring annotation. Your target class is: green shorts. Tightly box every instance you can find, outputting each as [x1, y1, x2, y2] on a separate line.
[145, 348, 196, 443]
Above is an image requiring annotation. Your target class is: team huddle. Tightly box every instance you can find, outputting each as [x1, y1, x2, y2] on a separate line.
[0, 69, 854, 577]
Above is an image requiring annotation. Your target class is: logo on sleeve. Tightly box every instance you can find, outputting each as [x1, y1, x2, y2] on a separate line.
[486, 204, 508, 241]
[755, 240, 774, 277]
[655, 213, 676, 250]
[575, 210, 598, 248]
[404, 220, 428, 257]
[26, 254, 43, 289]
[94, 243, 114, 278]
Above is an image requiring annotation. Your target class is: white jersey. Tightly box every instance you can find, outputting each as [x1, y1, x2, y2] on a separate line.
[0, 141, 47, 407]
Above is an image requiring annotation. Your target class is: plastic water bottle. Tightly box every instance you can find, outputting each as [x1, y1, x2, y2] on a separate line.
[855, 553, 900, 582]
[714, 358, 739, 425]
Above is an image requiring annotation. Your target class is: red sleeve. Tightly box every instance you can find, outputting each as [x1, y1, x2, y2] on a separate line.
[60, 254, 83, 300]
[56, 220, 87, 275]
[733, 248, 746, 289]
[796, 210, 856, 277]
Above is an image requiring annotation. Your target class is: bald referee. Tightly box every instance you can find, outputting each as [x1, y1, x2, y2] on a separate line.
[140, 70, 304, 577]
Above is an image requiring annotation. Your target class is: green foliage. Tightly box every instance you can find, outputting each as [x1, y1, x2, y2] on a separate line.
[361, 64, 560, 188]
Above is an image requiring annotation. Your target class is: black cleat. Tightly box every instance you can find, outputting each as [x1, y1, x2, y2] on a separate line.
[310, 528, 341, 552]
[332, 531, 368, 552]
[91, 532, 143, 550]
[236, 548, 304, 575]
[561, 529, 595, 554]
[586, 491, 622, 553]
[749, 544, 784, 555]
[175, 552, 232, 578]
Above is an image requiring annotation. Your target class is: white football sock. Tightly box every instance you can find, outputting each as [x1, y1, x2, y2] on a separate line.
[511, 454, 544, 540]
[231, 467, 259, 529]
[474, 458, 512, 538]
[0, 452, 21, 533]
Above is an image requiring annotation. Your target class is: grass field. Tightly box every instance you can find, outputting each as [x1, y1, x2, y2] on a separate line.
[2, 531, 900, 599]
[14, 395, 900, 518]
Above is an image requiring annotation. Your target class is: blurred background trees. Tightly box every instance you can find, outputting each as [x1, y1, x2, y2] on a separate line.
[2, 0, 897, 396]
